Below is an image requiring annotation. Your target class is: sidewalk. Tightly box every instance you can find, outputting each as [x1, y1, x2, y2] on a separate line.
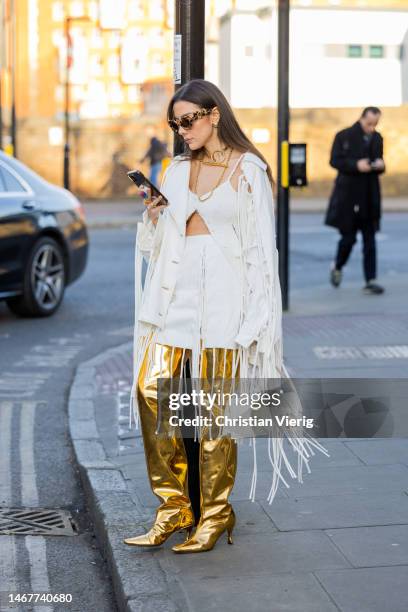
[83, 199, 145, 228]
[83, 197, 408, 228]
[68, 276, 408, 612]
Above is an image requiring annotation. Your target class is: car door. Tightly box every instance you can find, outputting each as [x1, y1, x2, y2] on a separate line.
[0, 160, 39, 294]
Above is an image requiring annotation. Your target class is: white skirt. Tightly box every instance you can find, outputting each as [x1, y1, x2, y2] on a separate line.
[155, 234, 242, 350]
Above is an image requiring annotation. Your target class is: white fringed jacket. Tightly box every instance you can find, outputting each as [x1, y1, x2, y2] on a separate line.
[129, 151, 328, 503]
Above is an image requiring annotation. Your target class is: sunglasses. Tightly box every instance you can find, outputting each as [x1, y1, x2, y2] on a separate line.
[167, 107, 215, 133]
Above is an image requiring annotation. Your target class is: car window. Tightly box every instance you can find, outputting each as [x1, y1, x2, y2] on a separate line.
[0, 166, 26, 192]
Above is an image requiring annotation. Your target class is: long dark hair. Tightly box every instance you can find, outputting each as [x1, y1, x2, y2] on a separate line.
[167, 79, 274, 187]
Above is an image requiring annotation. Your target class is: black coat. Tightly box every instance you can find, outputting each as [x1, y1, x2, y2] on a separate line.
[325, 121, 385, 233]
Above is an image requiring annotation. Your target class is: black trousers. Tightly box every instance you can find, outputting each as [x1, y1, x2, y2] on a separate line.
[335, 217, 377, 283]
[181, 358, 201, 524]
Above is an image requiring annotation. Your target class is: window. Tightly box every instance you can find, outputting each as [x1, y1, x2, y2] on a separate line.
[151, 27, 165, 48]
[348, 45, 362, 58]
[245, 46, 253, 57]
[70, 1, 84, 18]
[149, 0, 164, 20]
[108, 83, 123, 104]
[109, 32, 121, 49]
[90, 54, 103, 76]
[52, 2, 64, 21]
[0, 166, 26, 192]
[127, 85, 141, 103]
[108, 54, 120, 76]
[90, 28, 103, 49]
[370, 45, 384, 59]
[99, 0, 126, 29]
[128, 1, 144, 20]
[88, 1, 99, 21]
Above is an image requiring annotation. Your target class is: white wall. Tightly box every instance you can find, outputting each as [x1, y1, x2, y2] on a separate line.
[218, 7, 408, 108]
[290, 9, 408, 107]
[220, 12, 278, 108]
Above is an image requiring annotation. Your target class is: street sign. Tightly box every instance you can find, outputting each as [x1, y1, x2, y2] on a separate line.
[174, 34, 182, 84]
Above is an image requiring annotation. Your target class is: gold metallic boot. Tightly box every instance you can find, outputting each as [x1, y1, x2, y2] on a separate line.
[124, 506, 194, 547]
[124, 342, 194, 547]
[172, 348, 238, 554]
[171, 436, 237, 553]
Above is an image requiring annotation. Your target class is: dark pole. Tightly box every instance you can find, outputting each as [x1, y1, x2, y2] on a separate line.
[173, 0, 205, 524]
[0, 0, 4, 150]
[173, 0, 205, 156]
[10, 0, 16, 156]
[276, 0, 290, 311]
[0, 69, 2, 150]
[63, 17, 71, 189]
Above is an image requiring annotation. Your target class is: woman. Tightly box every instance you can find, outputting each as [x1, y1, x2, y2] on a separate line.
[124, 79, 327, 554]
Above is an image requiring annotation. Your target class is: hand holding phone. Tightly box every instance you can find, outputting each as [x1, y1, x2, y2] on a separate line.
[370, 158, 385, 172]
[143, 187, 168, 226]
[127, 170, 169, 207]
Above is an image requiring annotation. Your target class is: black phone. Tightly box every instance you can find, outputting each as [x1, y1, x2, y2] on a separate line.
[127, 170, 168, 206]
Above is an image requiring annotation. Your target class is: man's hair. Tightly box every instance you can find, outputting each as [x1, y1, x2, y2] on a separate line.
[361, 106, 381, 117]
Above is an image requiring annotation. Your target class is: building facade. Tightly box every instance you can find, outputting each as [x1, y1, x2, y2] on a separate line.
[1, 0, 408, 196]
[219, 4, 408, 108]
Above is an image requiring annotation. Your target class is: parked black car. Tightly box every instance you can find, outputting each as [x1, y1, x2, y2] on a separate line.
[0, 151, 88, 317]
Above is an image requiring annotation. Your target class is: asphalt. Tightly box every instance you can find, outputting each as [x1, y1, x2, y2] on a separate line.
[71, 203, 408, 612]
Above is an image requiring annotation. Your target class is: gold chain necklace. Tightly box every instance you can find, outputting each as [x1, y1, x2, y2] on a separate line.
[193, 148, 233, 202]
[200, 145, 229, 167]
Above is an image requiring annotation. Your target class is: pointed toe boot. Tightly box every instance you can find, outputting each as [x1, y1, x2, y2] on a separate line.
[172, 434, 238, 554]
[124, 506, 194, 547]
[124, 342, 194, 548]
[172, 348, 239, 554]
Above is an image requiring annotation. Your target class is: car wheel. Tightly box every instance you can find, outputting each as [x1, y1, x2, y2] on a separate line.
[6, 236, 66, 317]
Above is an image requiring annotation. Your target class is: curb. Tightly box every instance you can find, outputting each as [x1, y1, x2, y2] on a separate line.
[84, 207, 408, 229]
[68, 342, 187, 612]
[86, 220, 139, 229]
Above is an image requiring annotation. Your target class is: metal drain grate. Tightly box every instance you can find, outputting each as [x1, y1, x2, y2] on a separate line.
[0, 507, 78, 536]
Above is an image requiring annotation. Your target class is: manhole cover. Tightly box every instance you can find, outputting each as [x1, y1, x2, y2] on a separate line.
[0, 507, 78, 536]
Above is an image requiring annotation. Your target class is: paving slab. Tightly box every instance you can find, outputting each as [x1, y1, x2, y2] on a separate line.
[325, 524, 408, 567]
[225, 500, 278, 535]
[261, 491, 408, 531]
[315, 566, 408, 612]
[158, 530, 350, 579]
[231, 468, 289, 501]
[176, 574, 339, 612]
[283, 463, 408, 497]
[344, 439, 408, 466]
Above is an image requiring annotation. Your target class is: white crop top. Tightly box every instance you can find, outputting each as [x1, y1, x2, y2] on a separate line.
[185, 152, 269, 349]
[185, 153, 245, 227]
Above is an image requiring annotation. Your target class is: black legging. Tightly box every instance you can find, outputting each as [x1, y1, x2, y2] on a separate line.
[335, 217, 377, 283]
[182, 358, 201, 524]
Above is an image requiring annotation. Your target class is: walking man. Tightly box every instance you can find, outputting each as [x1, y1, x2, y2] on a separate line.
[325, 107, 385, 294]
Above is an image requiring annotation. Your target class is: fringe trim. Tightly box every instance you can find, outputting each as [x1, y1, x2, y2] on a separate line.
[129, 169, 330, 504]
[128, 325, 159, 430]
[234, 170, 330, 504]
